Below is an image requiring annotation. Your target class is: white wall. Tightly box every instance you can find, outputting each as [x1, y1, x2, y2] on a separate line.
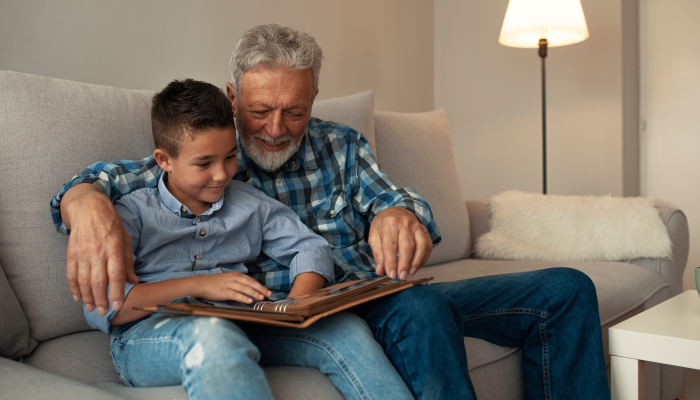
[435, 0, 626, 200]
[641, 0, 700, 291]
[0, 0, 434, 112]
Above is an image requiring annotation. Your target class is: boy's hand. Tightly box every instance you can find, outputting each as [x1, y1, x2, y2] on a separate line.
[196, 272, 272, 304]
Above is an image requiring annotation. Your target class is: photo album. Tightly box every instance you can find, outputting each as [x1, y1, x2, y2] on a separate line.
[135, 276, 433, 328]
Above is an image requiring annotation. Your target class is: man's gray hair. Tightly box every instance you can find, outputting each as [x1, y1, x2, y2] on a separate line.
[229, 24, 324, 98]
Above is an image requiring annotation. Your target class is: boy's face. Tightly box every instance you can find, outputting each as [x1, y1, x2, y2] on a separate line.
[154, 125, 238, 214]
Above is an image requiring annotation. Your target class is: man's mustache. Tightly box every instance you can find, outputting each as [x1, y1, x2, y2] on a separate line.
[253, 134, 292, 146]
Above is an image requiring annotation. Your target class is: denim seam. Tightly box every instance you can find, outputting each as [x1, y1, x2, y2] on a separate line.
[252, 332, 370, 400]
[462, 307, 552, 322]
[371, 325, 416, 397]
[539, 322, 551, 400]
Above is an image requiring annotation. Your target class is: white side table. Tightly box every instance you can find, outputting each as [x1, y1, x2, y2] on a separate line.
[609, 290, 700, 400]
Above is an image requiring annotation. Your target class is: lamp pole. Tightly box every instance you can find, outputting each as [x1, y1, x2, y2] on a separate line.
[538, 38, 548, 195]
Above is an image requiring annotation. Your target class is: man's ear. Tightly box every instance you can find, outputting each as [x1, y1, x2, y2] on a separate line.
[226, 83, 237, 117]
[153, 149, 174, 172]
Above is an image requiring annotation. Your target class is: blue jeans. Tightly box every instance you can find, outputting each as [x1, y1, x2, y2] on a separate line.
[353, 284, 475, 399]
[427, 268, 611, 400]
[110, 311, 414, 400]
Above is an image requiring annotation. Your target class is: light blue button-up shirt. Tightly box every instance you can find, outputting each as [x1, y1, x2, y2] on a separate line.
[84, 173, 334, 333]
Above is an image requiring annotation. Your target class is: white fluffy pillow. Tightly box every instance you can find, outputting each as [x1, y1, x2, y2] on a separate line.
[475, 191, 672, 262]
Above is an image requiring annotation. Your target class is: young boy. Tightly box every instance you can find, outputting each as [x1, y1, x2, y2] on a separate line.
[83, 79, 413, 400]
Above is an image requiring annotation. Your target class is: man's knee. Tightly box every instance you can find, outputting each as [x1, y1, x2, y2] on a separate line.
[377, 286, 462, 332]
[544, 268, 598, 309]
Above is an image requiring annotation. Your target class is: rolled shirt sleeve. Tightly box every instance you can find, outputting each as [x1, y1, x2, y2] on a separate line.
[260, 196, 335, 285]
[350, 133, 441, 246]
[49, 156, 162, 234]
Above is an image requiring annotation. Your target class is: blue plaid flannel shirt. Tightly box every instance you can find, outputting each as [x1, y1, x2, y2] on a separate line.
[50, 118, 441, 299]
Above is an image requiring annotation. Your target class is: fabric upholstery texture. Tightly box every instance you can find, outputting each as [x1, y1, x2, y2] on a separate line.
[0, 263, 36, 359]
[0, 70, 156, 342]
[24, 324, 518, 400]
[414, 258, 668, 326]
[0, 357, 121, 400]
[375, 110, 471, 266]
[311, 90, 376, 156]
[25, 330, 344, 400]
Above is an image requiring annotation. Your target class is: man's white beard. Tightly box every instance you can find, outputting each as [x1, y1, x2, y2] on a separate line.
[240, 130, 302, 172]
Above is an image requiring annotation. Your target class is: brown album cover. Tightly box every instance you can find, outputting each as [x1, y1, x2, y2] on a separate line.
[135, 276, 433, 329]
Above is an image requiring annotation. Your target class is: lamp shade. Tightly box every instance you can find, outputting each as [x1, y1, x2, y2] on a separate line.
[499, 0, 589, 48]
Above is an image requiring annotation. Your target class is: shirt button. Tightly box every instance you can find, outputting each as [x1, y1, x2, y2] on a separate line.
[196, 217, 202, 223]
[175, 212, 180, 216]
[194, 255, 201, 260]
[330, 210, 335, 215]
[199, 230, 206, 237]
[276, 178, 282, 184]
[292, 162, 297, 167]
[181, 206, 188, 213]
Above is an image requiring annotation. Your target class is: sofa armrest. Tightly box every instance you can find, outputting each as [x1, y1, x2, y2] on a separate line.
[465, 200, 689, 296]
[625, 204, 689, 297]
[0, 357, 122, 400]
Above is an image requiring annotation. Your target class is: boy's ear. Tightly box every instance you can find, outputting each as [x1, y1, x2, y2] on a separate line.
[153, 149, 174, 172]
[225, 83, 237, 117]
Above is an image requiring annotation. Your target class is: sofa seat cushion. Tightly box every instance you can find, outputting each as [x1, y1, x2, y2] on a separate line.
[414, 258, 669, 326]
[0, 357, 121, 400]
[23, 330, 343, 400]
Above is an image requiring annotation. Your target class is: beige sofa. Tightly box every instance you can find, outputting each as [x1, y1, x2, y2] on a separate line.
[0, 70, 689, 400]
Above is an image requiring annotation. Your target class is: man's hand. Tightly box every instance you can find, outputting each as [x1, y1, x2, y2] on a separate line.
[368, 206, 433, 280]
[62, 184, 138, 315]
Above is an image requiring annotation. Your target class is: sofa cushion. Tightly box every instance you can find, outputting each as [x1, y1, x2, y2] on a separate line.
[0, 263, 37, 359]
[0, 70, 156, 342]
[0, 357, 122, 400]
[22, 330, 121, 385]
[414, 258, 668, 326]
[24, 330, 343, 400]
[375, 110, 471, 266]
[311, 91, 376, 157]
[465, 339, 524, 400]
[475, 191, 672, 262]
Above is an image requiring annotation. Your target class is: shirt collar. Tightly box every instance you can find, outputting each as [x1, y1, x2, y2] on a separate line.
[158, 173, 224, 217]
[235, 122, 322, 175]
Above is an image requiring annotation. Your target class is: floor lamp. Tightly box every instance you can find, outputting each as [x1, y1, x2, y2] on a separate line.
[498, 0, 589, 194]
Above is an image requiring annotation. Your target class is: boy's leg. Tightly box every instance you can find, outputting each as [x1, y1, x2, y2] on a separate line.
[430, 268, 611, 400]
[244, 312, 414, 400]
[111, 314, 275, 400]
[352, 285, 476, 400]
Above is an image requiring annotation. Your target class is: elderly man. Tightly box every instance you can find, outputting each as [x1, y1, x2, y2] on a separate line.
[52, 25, 610, 399]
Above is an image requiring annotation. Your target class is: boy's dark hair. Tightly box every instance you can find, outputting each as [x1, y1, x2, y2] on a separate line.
[151, 79, 234, 158]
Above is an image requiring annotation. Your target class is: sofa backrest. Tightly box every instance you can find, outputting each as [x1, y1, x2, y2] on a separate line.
[0, 71, 470, 344]
[0, 70, 156, 342]
[375, 110, 471, 265]
[311, 91, 376, 157]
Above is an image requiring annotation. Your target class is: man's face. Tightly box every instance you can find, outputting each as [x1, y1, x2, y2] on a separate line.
[226, 67, 316, 172]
